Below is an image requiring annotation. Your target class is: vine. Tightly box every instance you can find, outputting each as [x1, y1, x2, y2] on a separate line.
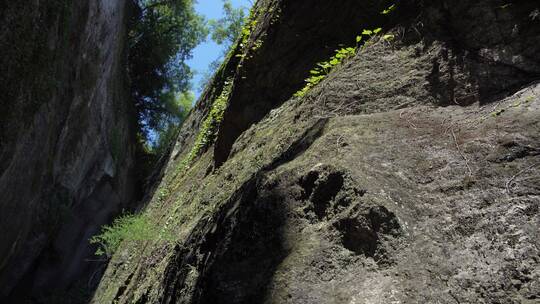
[178, 79, 234, 171]
[293, 4, 397, 98]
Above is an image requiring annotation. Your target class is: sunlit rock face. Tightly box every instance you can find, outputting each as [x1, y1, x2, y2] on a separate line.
[0, 0, 137, 301]
[2, 0, 539, 303]
[90, 1, 540, 303]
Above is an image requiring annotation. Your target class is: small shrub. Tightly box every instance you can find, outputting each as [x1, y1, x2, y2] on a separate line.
[90, 213, 173, 258]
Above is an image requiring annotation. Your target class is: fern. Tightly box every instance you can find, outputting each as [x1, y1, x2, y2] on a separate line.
[90, 213, 173, 258]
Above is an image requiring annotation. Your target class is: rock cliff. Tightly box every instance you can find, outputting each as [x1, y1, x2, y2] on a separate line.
[91, 0, 540, 303]
[2, 0, 539, 303]
[0, 0, 137, 301]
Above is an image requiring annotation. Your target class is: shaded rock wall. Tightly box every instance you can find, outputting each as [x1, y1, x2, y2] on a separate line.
[0, 0, 137, 301]
[92, 0, 540, 303]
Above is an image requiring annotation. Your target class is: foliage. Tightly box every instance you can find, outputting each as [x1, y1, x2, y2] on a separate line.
[240, 19, 258, 49]
[209, 0, 247, 47]
[382, 33, 395, 41]
[199, 1, 248, 90]
[294, 26, 389, 98]
[153, 91, 193, 154]
[136, 91, 193, 180]
[179, 79, 233, 170]
[129, 0, 207, 139]
[381, 4, 397, 15]
[177, 91, 195, 120]
[294, 4, 399, 98]
[90, 212, 173, 258]
[294, 47, 357, 98]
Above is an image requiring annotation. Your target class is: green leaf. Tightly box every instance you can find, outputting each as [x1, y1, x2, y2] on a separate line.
[373, 28, 382, 34]
[318, 62, 332, 69]
[362, 29, 373, 35]
[356, 35, 363, 43]
[381, 4, 396, 15]
[382, 34, 395, 41]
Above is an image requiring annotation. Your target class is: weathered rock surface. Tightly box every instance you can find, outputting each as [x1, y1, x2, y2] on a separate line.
[0, 0, 137, 301]
[92, 0, 540, 303]
[0, 0, 540, 304]
[24, 0, 539, 303]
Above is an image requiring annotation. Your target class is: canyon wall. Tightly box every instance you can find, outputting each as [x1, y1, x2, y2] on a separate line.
[0, 0, 137, 301]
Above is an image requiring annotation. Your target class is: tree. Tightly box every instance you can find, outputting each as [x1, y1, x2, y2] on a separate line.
[128, 0, 207, 138]
[208, 0, 247, 47]
[152, 91, 193, 156]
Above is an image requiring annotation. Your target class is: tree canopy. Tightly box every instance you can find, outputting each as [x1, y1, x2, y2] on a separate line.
[208, 0, 247, 47]
[129, 0, 207, 137]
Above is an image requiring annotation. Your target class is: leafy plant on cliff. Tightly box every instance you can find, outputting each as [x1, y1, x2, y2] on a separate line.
[90, 212, 173, 258]
[381, 4, 397, 15]
[294, 26, 390, 98]
[294, 3, 397, 98]
[294, 47, 357, 98]
[179, 79, 234, 171]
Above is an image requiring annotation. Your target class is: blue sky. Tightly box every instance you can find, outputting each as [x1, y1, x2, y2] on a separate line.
[187, 0, 253, 100]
